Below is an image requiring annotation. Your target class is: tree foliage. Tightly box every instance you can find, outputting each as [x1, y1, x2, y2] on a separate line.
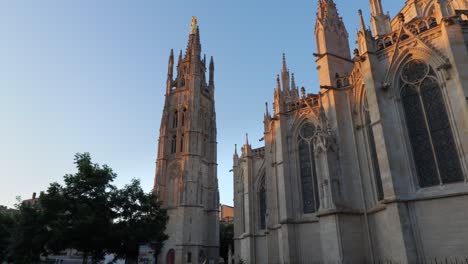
[41, 153, 116, 263]
[6, 203, 49, 264]
[109, 179, 168, 263]
[219, 222, 234, 262]
[0, 212, 15, 262]
[3, 153, 168, 264]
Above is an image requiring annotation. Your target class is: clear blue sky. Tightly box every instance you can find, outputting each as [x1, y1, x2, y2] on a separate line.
[0, 0, 404, 208]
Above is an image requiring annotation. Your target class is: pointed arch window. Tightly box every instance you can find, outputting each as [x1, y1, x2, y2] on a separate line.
[363, 97, 384, 200]
[297, 122, 320, 213]
[400, 60, 463, 187]
[171, 135, 177, 154]
[259, 175, 266, 230]
[173, 111, 179, 128]
[182, 108, 187, 126]
[180, 134, 185, 152]
[428, 17, 437, 28]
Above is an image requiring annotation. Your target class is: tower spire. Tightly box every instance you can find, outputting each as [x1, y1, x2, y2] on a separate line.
[315, 0, 350, 59]
[369, 0, 391, 36]
[155, 15, 219, 263]
[185, 16, 202, 59]
[282, 53, 288, 73]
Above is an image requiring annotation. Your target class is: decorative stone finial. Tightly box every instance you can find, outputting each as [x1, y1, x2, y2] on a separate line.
[191, 16, 198, 34]
[301, 87, 306, 98]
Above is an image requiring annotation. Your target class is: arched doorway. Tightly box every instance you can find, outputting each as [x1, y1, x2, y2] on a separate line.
[166, 249, 175, 264]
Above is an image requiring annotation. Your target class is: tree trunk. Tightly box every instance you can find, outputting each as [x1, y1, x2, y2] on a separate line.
[82, 253, 88, 264]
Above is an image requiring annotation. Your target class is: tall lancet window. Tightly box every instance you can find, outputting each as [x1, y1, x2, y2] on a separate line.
[297, 122, 320, 213]
[363, 97, 384, 200]
[400, 60, 463, 187]
[180, 134, 185, 152]
[259, 175, 266, 230]
[171, 135, 177, 154]
[182, 108, 187, 126]
[173, 110, 179, 128]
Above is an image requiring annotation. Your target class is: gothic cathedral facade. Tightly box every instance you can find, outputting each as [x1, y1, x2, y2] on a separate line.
[233, 0, 468, 263]
[154, 18, 220, 264]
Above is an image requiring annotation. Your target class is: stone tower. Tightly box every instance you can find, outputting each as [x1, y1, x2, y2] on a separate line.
[154, 17, 219, 264]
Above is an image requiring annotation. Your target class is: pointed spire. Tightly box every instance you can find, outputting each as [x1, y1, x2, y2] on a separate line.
[178, 50, 183, 66]
[282, 53, 288, 73]
[315, 0, 351, 59]
[291, 73, 296, 89]
[242, 133, 252, 155]
[209, 56, 214, 86]
[281, 54, 290, 93]
[168, 49, 174, 78]
[185, 17, 202, 59]
[203, 54, 206, 66]
[317, 0, 340, 24]
[265, 102, 270, 117]
[166, 49, 174, 93]
[358, 9, 366, 32]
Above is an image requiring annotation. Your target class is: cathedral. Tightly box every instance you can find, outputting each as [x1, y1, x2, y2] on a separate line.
[154, 17, 220, 264]
[233, 0, 468, 263]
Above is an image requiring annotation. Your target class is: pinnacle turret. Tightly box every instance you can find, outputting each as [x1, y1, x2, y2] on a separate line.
[281, 54, 290, 93]
[167, 49, 174, 93]
[315, 0, 350, 58]
[369, 0, 391, 37]
[209, 56, 215, 87]
[178, 50, 183, 66]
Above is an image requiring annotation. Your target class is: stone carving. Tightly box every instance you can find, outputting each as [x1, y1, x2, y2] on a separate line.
[191, 16, 198, 34]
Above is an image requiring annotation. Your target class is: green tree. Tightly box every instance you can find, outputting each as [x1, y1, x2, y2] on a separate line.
[41, 152, 117, 264]
[0, 211, 15, 262]
[7, 202, 49, 264]
[219, 222, 234, 262]
[109, 179, 168, 264]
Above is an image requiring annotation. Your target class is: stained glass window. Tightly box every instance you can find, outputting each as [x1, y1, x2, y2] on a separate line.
[364, 97, 384, 200]
[259, 176, 266, 229]
[400, 60, 463, 187]
[298, 123, 320, 213]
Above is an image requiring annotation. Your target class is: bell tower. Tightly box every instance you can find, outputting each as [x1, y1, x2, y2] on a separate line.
[154, 17, 219, 264]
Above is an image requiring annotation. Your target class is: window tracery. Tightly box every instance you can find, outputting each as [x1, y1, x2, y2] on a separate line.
[400, 60, 463, 187]
[259, 176, 266, 230]
[297, 122, 320, 213]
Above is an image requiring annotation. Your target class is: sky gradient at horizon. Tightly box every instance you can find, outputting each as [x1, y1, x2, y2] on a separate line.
[0, 0, 404, 208]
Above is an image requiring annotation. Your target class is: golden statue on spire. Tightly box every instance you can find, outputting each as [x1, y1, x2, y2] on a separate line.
[190, 16, 198, 34]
